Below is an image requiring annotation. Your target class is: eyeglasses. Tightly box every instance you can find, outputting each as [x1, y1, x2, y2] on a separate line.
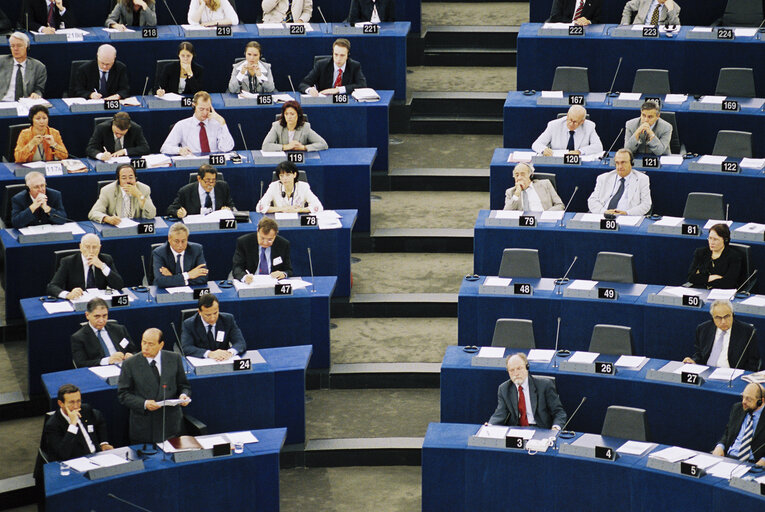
[713, 314, 732, 322]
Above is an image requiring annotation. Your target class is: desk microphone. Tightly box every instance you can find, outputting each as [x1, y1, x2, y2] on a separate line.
[288, 75, 297, 97]
[237, 123, 249, 152]
[170, 321, 188, 358]
[735, 269, 758, 298]
[728, 327, 757, 388]
[756, 17, 765, 39]
[557, 397, 587, 440]
[161, 0, 183, 36]
[161, 384, 168, 460]
[108, 494, 154, 512]
[552, 317, 569, 362]
[307, 247, 316, 293]
[599, 128, 624, 164]
[554, 256, 577, 286]
[559, 185, 578, 227]
[606, 57, 623, 102]
[317, 6, 329, 33]
[134, 255, 149, 295]
[140, 76, 149, 99]
[725, 203, 730, 221]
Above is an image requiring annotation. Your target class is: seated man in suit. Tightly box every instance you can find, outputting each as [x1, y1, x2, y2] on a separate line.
[160, 91, 235, 155]
[489, 353, 567, 429]
[47, 233, 125, 300]
[86, 112, 150, 161]
[43, 384, 113, 461]
[166, 164, 235, 218]
[71, 298, 137, 367]
[683, 300, 760, 372]
[548, 0, 602, 25]
[0, 32, 47, 102]
[587, 148, 652, 216]
[181, 294, 246, 361]
[118, 328, 191, 444]
[299, 38, 367, 97]
[624, 101, 672, 156]
[88, 163, 156, 225]
[152, 222, 208, 288]
[531, 105, 603, 157]
[348, 0, 395, 24]
[621, 0, 681, 25]
[504, 162, 564, 211]
[712, 383, 765, 466]
[232, 216, 293, 282]
[11, 171, 67, 228]
[262, 0, 312, 23]
[70, 44, 130, 100]
[21, 0, 76, 33]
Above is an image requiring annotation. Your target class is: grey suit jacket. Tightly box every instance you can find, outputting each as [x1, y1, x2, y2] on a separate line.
[504, 179, 564, 211]
[489, 375, 567, 429]
[624, 117, 672, 155]
[88, 181, 156, 223]
[531, 117, 603, 155]
[587, 169, 652, 216]
[262, 0, 312, 22]
[0, 56, 47, 98]
[261, 121, 328, 152]
[621, 0, 681, 25]
[105, 3, 157, 26]
[227, 60, 275, 94]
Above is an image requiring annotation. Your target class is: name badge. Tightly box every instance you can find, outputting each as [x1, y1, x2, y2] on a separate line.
[273, 256, 283, 265]
[216, 331, 225, 342]
[120, 338, 130, 349]
[87, 425, 94, 433]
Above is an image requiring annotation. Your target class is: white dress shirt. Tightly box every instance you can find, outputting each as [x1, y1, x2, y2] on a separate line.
[333, 63, 348, 94]
[709, 328, 732, 368]
[61, 410, 97, 453]
[1, 59, 26, 102]
[160, 116, 235, 155]
[197, 183, 216, 215]
[170, 248, 191, 285]
[522, 184, 544, 212]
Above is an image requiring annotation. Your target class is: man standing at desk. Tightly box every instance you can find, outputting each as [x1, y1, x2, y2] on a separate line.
[683, 300, 760, 372]
[47, 233, 125, 300]
[70, 44, 130, 100]
[166, 164, 235, 218]
[489, 353, 567, 430]
[88, 163, 156, 225]
[71, 297, 137, 368]
[712, 383, 765, 466]
[160, 91, 235, 156]
[531, 105, 603, 156]
[43, 384, 113, 461]
[299, 38, 367, 97]
[624, 101, 672, 156]
[587, 148, 652, 216]
[232, 217, 293, 282]
[86, 112, 150, 161]
[152, 222, 208, 288]
[0, 32, 47, 101]
[11, 171, 67, 228]
[181, 294, 246, 360]
[118, 328, 191, 444]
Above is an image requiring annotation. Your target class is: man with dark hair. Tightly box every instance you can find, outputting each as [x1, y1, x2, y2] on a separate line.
[181, 294, 246, 360]
[624, 101, 673, 156]
[713, 383, 765, 466]
[86, 112, 150, 160]
[20, 0, 77, 33]
[71, 298, 137, 367]
[232, 216, 293, 282]
[152, 223, 208, 287]
[299, 38, 367, 96]
[166, 164, 236, 218]
[88, 164, 156, 225]
[47, 233, 125, 300]
[587, 148, 652, 216]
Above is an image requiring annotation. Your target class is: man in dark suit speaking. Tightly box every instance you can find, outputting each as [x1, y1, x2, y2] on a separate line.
[713, 383, 765, 466]
[86, 112, 150, 161]
[299, 38, 367, 97]
[152, 222, 208, 288]
[166, 164, 236, 218]
[47, 233, 125, 300]
[181, 294, 246, 360]
[232, 216, 293, 282]
[118, 328, 191, 444]
[488, 353, 567, 430]
[70, 44, 130, 100]
[71, 298, 137, 367]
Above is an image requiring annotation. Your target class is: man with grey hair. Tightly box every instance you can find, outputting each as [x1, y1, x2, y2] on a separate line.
[531, 105, 603, 156]
[11, 171, 67, 228]
[152, 222, 208, 288]
[624, 101, 672, 155]
[70, 44, 130, 100]
[504, 162, 564, 211]
[47, 233, 124, 299]
[587, 148, 652, 216]
[684, 300, 760, 372]
[0, 32, 47, 101]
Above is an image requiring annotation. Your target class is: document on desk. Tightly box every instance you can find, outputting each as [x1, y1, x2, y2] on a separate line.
[196, 435, 228, 449]
[186, 355, 241, 367]
[493, 210, 522, 219]
[663, 94, 688, 104]
[234, 275, 278, 289]
[352, 88, 381, 102]
[703, 219, 732, 229]
[684, 453, 722, 470]
[739, 158, 765, 170]
[690, 26, 714, 33]
[477, 346, 506, 359]
[317, 210, 343, 230]
[165, 286, 194, 294]
[260, 151, 288, 158]
[699, 95, 726, 104]
[616, 441, 653, 455]
[707, 368, 744, 381]
[614, 355, 648, 369]
[483, 277, 511, 287]
[651, 216, 684, 227]
[740, 295, 765, 307]
[736, 222, 765, 234]
[578, 213, 603, 223]
[507, 429, 535, 440]
[226, 431, 260, 444]
[733, 28, 757, 37]
[571, 433, 605, 448]
[649, 446, 697, 462]
[615, 216, 642, 227]
[88, 453, 130, 468]
[658, 155, 683, 166]
[43, 302, 75, 315]
[540, 211, 565, 222]
[542, 23, 573, 29]
[706, 461, 749, 479]
[706, 288, 736, 301]
[540, 90, 563, 98]
[282, 278, 311, 289]
[527, 349, 555, 363]
[475, 424, 509, 439]
[183, 209, 234, 225]
[88, 365, 122, 380]
[65, 457, 102, 473]
[19, 222, 85, 236]
[508, 151, 535, 163]
[567, 280, 597, 291]
[660, 285, 702, 298]
[672, 363, 708, 375]
[275, 212, 298, 222]
[120, 97, 141, 107]
[697, 155, 726, 165]
[567, 351, 599, 364]
[617, 92, 642, 101]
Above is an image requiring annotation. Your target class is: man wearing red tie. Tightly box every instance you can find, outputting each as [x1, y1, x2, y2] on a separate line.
[299, 38, 367, 97]
[160, 91, 235, 156]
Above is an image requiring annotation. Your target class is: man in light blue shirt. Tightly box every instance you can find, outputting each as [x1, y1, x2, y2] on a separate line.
[713, 383, 765, 466]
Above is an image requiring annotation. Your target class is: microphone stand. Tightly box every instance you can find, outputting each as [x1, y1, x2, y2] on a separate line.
[559, 186, 578, 228]
[161, 384, 167, 460]
[728, 328, 756, 388]
[554, 256, 578, 295]
[307, 247, 316, 293]
[555, 397, 587, 445]
[552, 317, 563, 367]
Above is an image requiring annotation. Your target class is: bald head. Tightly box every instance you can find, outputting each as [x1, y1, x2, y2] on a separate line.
[97, 45, 117, 72]
[141, 328, 164, 358]
[566, 105, 587, 131]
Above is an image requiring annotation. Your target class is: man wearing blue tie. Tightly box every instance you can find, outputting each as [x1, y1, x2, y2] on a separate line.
[713, 383, 765, 466]
[69, 44, 130, 100]
[231, 217, 293, 283]
[152, 222, 208, 288]
[587, 148, 652, 216]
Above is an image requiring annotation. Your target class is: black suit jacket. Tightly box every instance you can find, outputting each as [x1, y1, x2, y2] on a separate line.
[718, 402, 765, 462]
[70, 60, 130, 99]
[71, 321, 137, 368]
[42, 404, 109, 461]
[549, 0, 602, 23]
[152, 241, 207, 288]
[488, 375, 567, 429]
[85, 120, 150, 159]
[117, 350, 191, 443]
[166, 182, 236, 217]
[687, 246, 743, 290]
[181, 311, 247, 358]
[691, 319, 760, 372]
[21, 0, 76, 31]
[11, 188, 67, 228]
[0, 7, 13, 34]
[157, 61, 205, 96]
[232, 232, 293, 279]
[299, 57, 367, 94]
[47, 253, 125, 297]
[348, 0, 395, 23]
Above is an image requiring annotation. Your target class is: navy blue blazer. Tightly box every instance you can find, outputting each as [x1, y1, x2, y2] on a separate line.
[298, 57, 367, 94]
[11, 187, 67, 228]
[152, 241, 207, 288]
[42, 404, 109, 461]
[231, 232, 293, 279]
[692, 319, 760, 372]
[181, 311, 247, 358]
[348, 0, 395, 23]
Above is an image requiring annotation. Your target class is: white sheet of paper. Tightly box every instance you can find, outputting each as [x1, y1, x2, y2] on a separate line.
[672, 363, 708, 375]
[527, 349, 555, 362]
[734, 28, 757, 37]
[579, 213, 603, 223]
[706, 289, 736, 301]
[233, 275, 278, 289]
[507, 429, 535, 440]
[659, 155, 684, 166]
[735, 222, 765, 233]
[113, 218, 139, 229]
[156, 92, 184, 101]
[43, 302, 75, 314]
[706, 461, 749, 479]
[475, 424, 509, 438]
[703, 219, 732, 229]
[275, 212, 299, 221]
[494, 210, 522, 219]
[690, 26, 713, 32]
[88, 453, 129, 468]
[615, 216, 642, 227]
[88, 365, 122, 379]
[156, 397, 191, 407]
[165, 286, 193, 294]
[649, 446, 697, 462]
[615, 355, 647, 368]
[64, 457, 100, 472]
[282, 278, 311, 289]
[260, 151, 288, 157]
[541, 90, 564, 98]
[509, 151, 535, 162]
[483, 276, 511, 287]
[740, 158, 765, 169]
[540, 211, 565, 221]
[700, 95, 726, 104]
[684, 453, 722, 469]
[661, 286, 702, 297]
[567, 279, 597, 291]
[187, 356, 239, 367]
[568, 351, 599, 364]
[226, 431, 260, 444]
[477, 346, 506, 358]
[616, 441, 653, 455]
[196, 435, 228, 449]
[652, 216, 684, 227]
[741, 295, 765, 307]
[663, 94, 687, 104]
[698, 155, 727, 164]
[707, 368, 745, 381]
[618, 92, 642, 101]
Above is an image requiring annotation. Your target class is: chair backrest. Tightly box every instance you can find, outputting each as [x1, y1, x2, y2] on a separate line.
[34, 411, 56, 484]
[68, 60, 90, 98]
[97, 180, 113, 194]
[93, 116, 113, 131]
[591, 252, 636, 284]
[532, 172, 558, 191]
[154, 59, 176, 93]
[7, 123, 30, 162]
[3, 182, 26, 227]
[658, 111, 681, 154]
[271, 170, 308, 183]
[715, 68, 756, 97]
[180, 308, 197, 325]
[491, 318, 536, 349]
[730, 242, 753, 291]
[551, 66, 590, 92]
[52, 249, 81, 277]
[314, 55, 331, 67]
[146, 242, 163, 286]
[498, 248, 541, 279]
[631, 69, 671, 95]
[589, 324, 634, 356]
[601, 405, 649, 441]
[188, 172, 225, 184]
[722, 0, 764, 26]
[683, 192, 725, 220]
[713, 130, 752, 158]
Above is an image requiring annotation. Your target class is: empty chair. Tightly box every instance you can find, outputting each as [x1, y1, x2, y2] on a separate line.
[591, 252, 636, 284]
[721, 0, 764, 26]
[713, 130, 752, 158]
[491, 318, 536, 349]
[659, 111, 683, 154]
[631, 69, 671, 95]
[715, 68, 756, 98]
[683, 193, 725, 220]
[498, 248, 541, 278]
[551, 66, 590, 92]
[532, 172, 558, 191]
[601, 406, 649, 441]
[589, 324, 634, 356]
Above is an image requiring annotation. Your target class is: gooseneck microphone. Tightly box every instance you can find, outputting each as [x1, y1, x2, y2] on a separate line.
[559, 185, 578, 227]
[600, 128, 624, 163]
[557, 397, 587, 440]
[161, 0, 183, 36]
[108, 494, 154, 512]
[728, 328, 756, 388]
[606, 57, 623, 102]
[735, 269, 758, 298]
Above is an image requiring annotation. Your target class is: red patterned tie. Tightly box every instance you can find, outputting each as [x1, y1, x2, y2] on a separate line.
[334, 69, 343, 88]
[574, 0, 584, 19]
[47, 3, 55, 26]
[517, 385, 529, 426]
[199, 122, 210, 153]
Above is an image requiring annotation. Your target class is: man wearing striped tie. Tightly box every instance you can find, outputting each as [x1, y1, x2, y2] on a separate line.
[713, 383, 765, 466]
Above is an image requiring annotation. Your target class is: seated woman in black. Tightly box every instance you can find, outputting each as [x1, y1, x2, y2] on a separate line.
[156, 42, 205, 97]
[687, 223, 743, 290]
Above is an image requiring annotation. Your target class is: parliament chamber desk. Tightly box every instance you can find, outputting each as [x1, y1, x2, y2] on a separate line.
[422, 423, 765, 512]
[440, 346, 745, 451]
[44, 428, 285, 512]
[23, 277, 335, 395]
[503, 91, 765, 158]
[0, 92, 390, 171]
[1, 209, 354, 321]
[42, 345, 310, 445]
[529, 0, 726, 27]
[473, 209, 765, 294]
[457, 277, 765, 365]
[490, 149, 765, 224]
[516, 24, 765, 95]
[0, 23, 409, 101]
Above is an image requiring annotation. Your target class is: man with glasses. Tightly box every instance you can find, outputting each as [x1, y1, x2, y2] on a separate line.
[166, 164, 235, 218]
[0, 32, 47, 101]
[683, 300, 760, 371]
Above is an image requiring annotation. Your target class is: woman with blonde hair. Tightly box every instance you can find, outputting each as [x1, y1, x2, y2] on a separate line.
[188, 0, 239, 26]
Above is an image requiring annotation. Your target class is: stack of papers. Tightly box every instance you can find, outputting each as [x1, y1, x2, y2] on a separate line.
[663, 94, 688, 104]
[65, 452, 129, 472]
[187, 355, 242, 367]
[707, 367, 744, 381]
[568, 351, 599, 364]
[62, 98, 106, 107]
[615, 216, 642, 227]
[89, 365, 122, 379]
[52, 28, 89, 41]
[527, 349, 555, 362]
[659, 155, 683, 165]
[651, 216, 684, 227]
[508, 151, 535, 162]
[43, 301, 74, 315]
[699, 96, 726, 104]
[615, 355, 648, 368]
[61, 159, 88, 172]
[19, 222, 85, 236]
[483, 277, 511, 287]
[103, 27, 135, 33]
[672, 363, 708, 375]
[541, 90, 564, 98]
[183, 209, 234, 224]
[617, 440, 653, 455]
[165, 286, 193, 294]
[661, 286, 701, 298]
[691, 27, 714, 33]
[706, 288, 736, 301]
[156, 92, 184, 101]
[740, 295, 765, 307]
[578, 213, 603, 223]
[120, 97, 141, 106]
[618, 92, 642, 101]
[226, 431, 260, 445]
[316, 210, 342, 230]
[703, 219, 732, 229]
[507, 429, 535, 440]
[182, 24, 216, 31]
[542, 23, 573, 28]
[698, 155, 727, 164]
[493, 210, 522, 219]
[540, 211, 565, 222]
[734, 28, 757, 37]
[706, 461, 749, 479]
[476, 346, 506, 358]
[743, 370, 765, 384]
[740, 158, 765, 170]
[649, 446, 697, 462]
[567, 280, 597, 291]
[260, 151, 287, 158]
[352, 88, 380, 102]
[684, 453, 721, 469]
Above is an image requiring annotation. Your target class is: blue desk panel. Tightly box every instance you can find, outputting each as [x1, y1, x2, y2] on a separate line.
[42, 345, 310, 445]
[24, 276, 335, 395]
[529, 0, 727, 27]
[45, 428, 285, 512]
[517, 24, 765, 95]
